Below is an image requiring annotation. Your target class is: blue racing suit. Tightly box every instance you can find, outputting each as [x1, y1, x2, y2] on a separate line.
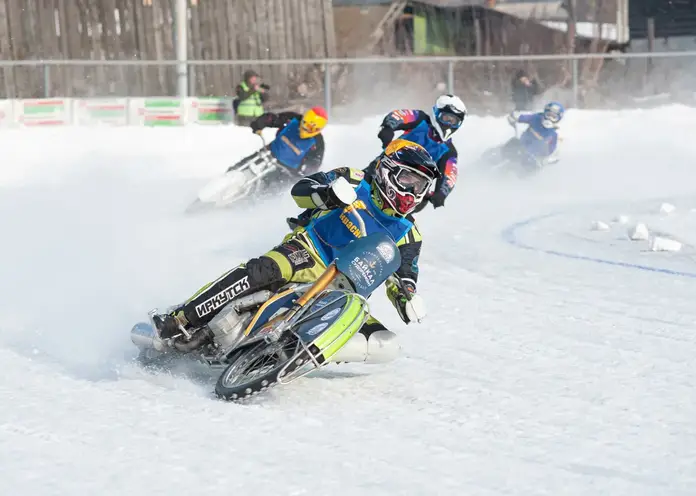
[161, 167, 422, 338]
[239, 111, 325, 176]
[512, 112, 559, 162]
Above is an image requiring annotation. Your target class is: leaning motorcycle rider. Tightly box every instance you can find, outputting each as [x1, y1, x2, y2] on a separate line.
[371, 94, 467, 210]
[153, 139, 439, 365]
[231, 106, 328, 181]
[504, 101, 564, 168]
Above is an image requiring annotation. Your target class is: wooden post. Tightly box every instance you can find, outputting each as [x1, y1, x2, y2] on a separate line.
[565, 0, 576, 99]
[566, 0, 576, 54]
[474, 14, 482, 56]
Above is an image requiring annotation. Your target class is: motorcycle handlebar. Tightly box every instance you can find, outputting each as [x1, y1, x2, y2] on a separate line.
[346, 202, 367, 238]
[254, 130, 267, 147]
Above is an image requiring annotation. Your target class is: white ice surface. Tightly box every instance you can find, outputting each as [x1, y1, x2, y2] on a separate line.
[1, 106, 695, 495]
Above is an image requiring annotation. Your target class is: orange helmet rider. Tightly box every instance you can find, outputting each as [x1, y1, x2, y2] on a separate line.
[299, 106, 328, 139]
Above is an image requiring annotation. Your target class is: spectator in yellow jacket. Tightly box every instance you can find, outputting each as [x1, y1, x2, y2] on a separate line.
[234, 70, 269, 126]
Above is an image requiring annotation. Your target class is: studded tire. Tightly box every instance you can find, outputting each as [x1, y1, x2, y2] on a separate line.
[214, 334, 303, 401]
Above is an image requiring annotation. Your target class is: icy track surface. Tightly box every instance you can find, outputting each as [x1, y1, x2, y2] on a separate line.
[1, 107, 695, 495]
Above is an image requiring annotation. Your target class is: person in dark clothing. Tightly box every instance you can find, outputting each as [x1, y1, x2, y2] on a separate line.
[511, 70, 541, 111]
[234, 70, 269, 126]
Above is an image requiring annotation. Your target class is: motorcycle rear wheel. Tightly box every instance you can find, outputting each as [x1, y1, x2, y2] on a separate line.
[214, 334, 304, 401]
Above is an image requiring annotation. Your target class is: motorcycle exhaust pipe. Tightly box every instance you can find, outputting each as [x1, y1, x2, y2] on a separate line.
[173, 328, 212, 352]
[130, 322, 165, 351]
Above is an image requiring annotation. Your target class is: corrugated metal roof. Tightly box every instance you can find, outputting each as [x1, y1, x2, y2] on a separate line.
[331, 1, 570, 11]
[332, 0, 623, 26]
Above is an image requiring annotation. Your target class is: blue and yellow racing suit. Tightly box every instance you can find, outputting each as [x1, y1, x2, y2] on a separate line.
[169, 167, 422, 337]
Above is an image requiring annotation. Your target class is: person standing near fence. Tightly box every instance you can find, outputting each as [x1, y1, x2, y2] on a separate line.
[234, 70, 269, 126]
[511, 70, 541, 111]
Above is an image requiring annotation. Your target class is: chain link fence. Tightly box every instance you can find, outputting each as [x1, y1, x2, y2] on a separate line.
[2, 52, 695, 119]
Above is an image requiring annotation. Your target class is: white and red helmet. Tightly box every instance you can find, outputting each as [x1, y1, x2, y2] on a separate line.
[430, 94, 467, 141]
[373, 139, 440, 216]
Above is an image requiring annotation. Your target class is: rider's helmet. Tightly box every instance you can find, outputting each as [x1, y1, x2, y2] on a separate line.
[373, 139, 440, 217]
[299, 106, 328, 139]
[430, 94, 467, 141]
[542, 101, 565, 129]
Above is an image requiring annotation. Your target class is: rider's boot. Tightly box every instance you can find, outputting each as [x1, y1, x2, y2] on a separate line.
[152, 312, 188, 339]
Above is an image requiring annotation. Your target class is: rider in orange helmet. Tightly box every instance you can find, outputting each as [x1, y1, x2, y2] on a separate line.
[244, 106, 328, 177]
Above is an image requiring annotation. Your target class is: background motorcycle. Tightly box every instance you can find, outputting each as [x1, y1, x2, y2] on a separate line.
[186, 133, 297, 213]
[476, 129, 559, 179]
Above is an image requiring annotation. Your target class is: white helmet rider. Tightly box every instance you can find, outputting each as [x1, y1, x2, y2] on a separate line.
[430, 94, 467, 141]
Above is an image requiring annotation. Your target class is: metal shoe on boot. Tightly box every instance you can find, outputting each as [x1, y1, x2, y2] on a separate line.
[330, 330, 400, 364]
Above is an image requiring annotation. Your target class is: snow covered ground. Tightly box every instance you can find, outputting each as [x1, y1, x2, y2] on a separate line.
[1, 106, 695, 495]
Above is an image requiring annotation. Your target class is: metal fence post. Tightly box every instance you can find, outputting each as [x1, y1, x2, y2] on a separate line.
[324, 62, 332, 118]
[447, 60, 454, 94]
[175, 0, 188, 98]
[572, 58, 579, 108]
[43, 65, 50, 98]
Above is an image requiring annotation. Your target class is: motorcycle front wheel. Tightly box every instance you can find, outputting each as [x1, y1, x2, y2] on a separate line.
[214, 334, 304, 401]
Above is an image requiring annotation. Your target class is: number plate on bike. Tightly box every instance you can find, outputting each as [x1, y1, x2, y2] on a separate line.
[335, 233, 401, 297]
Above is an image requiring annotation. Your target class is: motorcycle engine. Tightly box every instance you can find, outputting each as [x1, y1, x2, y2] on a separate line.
[207, 291, 272, 350]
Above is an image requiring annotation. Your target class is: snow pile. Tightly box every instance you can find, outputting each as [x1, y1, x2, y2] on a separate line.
[627, 222, 650, 241]
[649, 236, 683, 252]
[590, 220, 610, 231]
[660, 202, 676, 215]
[588, 203, 689, 253]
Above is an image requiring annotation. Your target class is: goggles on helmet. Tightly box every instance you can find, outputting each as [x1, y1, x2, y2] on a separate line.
[381, 155, 434, 197]
[438, 110, 464, 129]
[543, 105, 562, 124]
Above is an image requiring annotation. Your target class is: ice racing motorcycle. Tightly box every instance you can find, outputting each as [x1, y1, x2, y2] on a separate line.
[186, 134, 298, 213]
[477, 136, 558, 178]
[130, 205, 404, 401]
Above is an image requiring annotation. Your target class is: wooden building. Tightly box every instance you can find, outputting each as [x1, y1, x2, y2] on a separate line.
[0, 0, 336, 100]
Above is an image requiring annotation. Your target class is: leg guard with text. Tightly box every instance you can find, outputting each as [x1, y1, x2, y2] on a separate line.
[175, 257, 285, 330]
[157, 231, 326, 337]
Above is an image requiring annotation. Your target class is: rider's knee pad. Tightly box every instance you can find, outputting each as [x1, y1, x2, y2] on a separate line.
[246, 256, 284, 287]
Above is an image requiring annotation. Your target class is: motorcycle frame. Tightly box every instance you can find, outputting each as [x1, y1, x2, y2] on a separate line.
[218, 204, 372, 380]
